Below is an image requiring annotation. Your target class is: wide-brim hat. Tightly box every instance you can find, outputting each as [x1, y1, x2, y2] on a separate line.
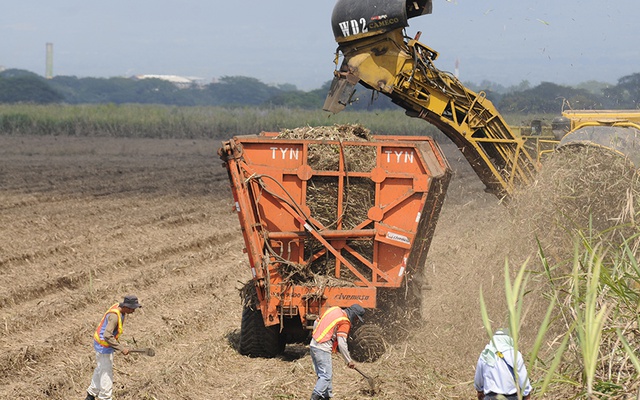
[345, 304, 365, 322]
[120, 295, 142, 309]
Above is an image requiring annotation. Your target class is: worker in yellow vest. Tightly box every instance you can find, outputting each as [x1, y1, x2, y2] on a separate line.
[309, 304, 365, 400]
[85, 295, 142, 400]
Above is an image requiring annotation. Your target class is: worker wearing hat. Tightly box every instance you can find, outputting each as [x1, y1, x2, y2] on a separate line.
[309, 304, 366, 400]
[474, 328, 532, 400]
[85, 295, 142, 400]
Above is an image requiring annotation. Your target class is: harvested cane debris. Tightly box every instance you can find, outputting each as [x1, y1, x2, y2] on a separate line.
[274, 125, 379, 283]
[511, 145, 640, 259]
[278, 124, 376, 172]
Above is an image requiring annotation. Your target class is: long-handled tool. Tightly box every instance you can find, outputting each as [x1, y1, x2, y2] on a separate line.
[354, 365, 379, 393]
[129, 347, 156, 357]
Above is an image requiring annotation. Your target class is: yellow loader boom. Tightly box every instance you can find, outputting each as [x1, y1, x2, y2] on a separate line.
[323, 0, 640, 200]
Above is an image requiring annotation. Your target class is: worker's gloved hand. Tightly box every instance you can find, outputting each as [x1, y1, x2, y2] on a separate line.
[122, 348, 130, 356]
[476, 391, 485, 400]
[347, 361, 355, 369]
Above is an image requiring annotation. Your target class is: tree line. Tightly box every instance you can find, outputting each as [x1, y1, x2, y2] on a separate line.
[1, 68, 639, 113]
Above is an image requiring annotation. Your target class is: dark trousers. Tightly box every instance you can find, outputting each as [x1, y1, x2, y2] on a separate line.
[485, 393, 518, 400]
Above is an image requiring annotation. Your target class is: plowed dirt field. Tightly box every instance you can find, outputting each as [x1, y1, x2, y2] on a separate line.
[0, 134, 534, 399]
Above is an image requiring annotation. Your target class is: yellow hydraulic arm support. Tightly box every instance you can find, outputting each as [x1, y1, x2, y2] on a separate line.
[324, 28, 538, 199]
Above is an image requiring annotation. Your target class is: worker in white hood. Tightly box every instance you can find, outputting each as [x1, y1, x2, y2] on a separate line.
[474, 328, 532, 400]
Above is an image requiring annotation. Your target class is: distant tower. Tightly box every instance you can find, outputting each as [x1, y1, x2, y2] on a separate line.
[45, 43, 53, 79]
[454, 58, 459, 79]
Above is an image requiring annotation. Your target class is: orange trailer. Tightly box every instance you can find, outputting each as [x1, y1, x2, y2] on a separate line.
[219, 131, 450, 358]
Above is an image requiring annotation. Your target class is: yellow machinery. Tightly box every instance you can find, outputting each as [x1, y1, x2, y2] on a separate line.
[323, 0, 640, 199]
[559, 110, 640, 167]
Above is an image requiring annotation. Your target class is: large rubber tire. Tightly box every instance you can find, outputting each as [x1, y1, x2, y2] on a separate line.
[238, 306, 285, 358]
[349, 323, 387, 362]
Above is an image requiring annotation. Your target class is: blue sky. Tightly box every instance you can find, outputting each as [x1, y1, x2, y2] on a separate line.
[1, 0, 637, 90]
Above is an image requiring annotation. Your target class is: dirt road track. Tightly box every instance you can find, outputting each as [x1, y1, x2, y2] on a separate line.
[0, 135, 532, 399]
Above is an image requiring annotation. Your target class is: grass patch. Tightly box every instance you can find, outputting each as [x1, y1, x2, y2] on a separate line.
[0, 104, 448, 141]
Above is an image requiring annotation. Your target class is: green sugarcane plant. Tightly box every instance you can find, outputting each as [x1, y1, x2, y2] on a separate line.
[480, 258, 535, 399]
[480, 253, 572, 399]
[572, 247, 608, 398]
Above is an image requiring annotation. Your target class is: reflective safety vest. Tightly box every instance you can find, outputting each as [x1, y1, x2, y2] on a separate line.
[93, 303, 124, 351]
[312, 306, 351, 351]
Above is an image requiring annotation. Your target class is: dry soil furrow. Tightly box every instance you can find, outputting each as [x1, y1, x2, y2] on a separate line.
[0, 231, 246, 392]
[0, 239, 248, 399]
[0, 227, 239, 336]
[0, 190, 230, 252]
[0, 218, 233, 302]
[0, 167, 218, 197]
[0, 195, 234, 300]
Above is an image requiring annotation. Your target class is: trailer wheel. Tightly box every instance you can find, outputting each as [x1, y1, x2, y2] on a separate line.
[238, 306, 285, 358]
[349, 323, 386, 362]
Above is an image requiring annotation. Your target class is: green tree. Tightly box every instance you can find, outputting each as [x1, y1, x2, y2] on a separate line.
[206, 76, 281, 106]
[276, 83, 298, 92]
[0, 73, 62, 104]
[575, 80, 612, 96]
[508, 80, 531, 93]
[603, 73, 640, 108]
[49, 76, 201, 105]
[265, 89, 324, 109]
[499, 82, 602, 113]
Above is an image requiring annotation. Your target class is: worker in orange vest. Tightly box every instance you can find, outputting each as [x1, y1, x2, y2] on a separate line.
[309, 304, 365, 400]
[85, 295, 142, 400]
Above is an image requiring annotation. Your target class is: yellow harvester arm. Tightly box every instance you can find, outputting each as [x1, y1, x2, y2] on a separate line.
[323, 0, 640, 197]
[324, 0, 538, 198]
[324, 31, 538, 198]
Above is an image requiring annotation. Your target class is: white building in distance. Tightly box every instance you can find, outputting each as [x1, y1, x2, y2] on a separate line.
[133, 74, 204, 88]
